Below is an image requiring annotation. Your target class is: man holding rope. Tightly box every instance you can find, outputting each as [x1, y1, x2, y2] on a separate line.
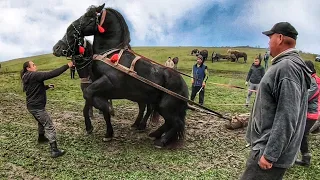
[241, 22, 312, 179]
[190, 55, 208, 106]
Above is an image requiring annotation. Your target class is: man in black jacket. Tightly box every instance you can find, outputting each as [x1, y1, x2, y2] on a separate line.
[21, 60, 73, 158]
[245, 58, 265, 107]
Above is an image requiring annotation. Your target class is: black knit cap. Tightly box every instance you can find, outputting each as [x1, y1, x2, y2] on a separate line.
[262, 22, 298, 40]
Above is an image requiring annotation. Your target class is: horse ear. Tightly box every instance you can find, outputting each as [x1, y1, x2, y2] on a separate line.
[96, 3, 105, 12]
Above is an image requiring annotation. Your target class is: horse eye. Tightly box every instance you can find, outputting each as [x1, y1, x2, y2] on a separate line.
[90, 18, 94, 21]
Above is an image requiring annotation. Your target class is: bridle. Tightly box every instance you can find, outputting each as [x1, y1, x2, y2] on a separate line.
[61, 13, 101, 57]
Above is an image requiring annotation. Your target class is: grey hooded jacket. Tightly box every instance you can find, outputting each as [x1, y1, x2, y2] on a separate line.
[246, 48, 312, 168]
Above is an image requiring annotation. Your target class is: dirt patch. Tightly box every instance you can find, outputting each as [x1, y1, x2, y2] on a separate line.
[5, 163, 43, 180]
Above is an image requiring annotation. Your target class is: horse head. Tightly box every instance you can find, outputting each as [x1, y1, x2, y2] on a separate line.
[53, 4, 131, 57]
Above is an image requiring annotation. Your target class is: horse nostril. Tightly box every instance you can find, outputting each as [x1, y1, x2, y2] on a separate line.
[55, 46, 60, 50]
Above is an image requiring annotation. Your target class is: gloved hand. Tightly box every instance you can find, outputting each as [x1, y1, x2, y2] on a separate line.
[245, 81, 248, 86]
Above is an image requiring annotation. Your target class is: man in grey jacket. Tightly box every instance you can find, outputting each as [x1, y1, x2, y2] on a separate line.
[241, 22, 312, 180]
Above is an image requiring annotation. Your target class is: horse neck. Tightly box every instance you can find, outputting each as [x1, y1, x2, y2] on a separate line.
[93, 9, 128, 54]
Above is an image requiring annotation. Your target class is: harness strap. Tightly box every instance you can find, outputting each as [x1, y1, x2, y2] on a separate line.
[130, 56, 141, 71]
[93, 49, 121, 60]
[99, 9, 107, 26]
[94, 49, 136, 74]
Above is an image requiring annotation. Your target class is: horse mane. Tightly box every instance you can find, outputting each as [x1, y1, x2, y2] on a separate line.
[85, 5, 98, 17]
[105, 8, 131, 49]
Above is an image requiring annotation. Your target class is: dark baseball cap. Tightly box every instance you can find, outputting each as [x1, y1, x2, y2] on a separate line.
[262, 22, 298, 40]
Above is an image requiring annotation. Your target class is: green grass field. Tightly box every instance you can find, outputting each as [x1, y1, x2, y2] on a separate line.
[0, 47, 319, 179]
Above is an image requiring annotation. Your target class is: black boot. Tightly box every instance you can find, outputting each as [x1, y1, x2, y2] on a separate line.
[295, 153, 311, 166]
[38, 134, 49, 144]
[50, 141, 66, 158]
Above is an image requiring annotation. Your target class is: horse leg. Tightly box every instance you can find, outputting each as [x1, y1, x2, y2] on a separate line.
[91, 96, 113, 142]
[131, 102, 146, 129]
[83, 75, 114, 102]
[149, 123, 168, 139]
[137, 104, 154, 130]
[152, 95, 187, 148]
[83, 100, 94, 134]
[108, 100, 115, 116]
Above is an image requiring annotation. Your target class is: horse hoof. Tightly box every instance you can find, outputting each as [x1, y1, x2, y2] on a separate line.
[154, 139, 165, 149]
[103, 137, 112, 142]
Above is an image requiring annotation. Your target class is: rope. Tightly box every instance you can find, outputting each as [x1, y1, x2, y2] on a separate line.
[128, 49, 257, 92]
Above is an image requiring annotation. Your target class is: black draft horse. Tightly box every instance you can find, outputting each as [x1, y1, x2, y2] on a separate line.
[70, 39, 154, 137]
[53, 4, 188, 148]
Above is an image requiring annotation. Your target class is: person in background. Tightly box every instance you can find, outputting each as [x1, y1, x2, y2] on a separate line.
[190, 55, 208, 105]
[164, 57, 174, 68]
[172, 57, 179, 70]
[245, 58, 265, 107]
[264, 51, 270, 70]
[70, 62, 76, 79]
[295, 60, 320, 166]
[21, 60, 73, 158]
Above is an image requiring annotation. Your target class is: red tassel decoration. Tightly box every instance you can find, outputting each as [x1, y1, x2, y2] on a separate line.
[98, 25, 105, 33]
[79, 46, 85, 54]
[110, 54, 119, 63]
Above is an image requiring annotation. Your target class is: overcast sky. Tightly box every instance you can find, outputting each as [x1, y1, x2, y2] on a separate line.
[0, 0, 319, 62]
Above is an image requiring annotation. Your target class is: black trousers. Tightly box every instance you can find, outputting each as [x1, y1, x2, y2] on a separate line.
[70, 69, 75, 79]
[240, 150, 286, 180]
[300, 119, 317, 154]
[190, 86, 204, 105]
[28, 108, 57, 143]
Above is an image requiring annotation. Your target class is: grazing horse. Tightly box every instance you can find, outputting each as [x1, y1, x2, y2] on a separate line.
[227, 49, 247, 63]
[199, 50, 208, 62]
[52, 4, 188, 148]
[191, 49, 199, 55]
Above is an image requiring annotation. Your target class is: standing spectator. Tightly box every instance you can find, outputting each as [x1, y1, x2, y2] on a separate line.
[164, 57, 174, 68]
[245, 58, 265, 107]
[190, 55, 208, 105]
[264, 51, 270, 70]
[295, 60, 320, 166]
[70, 62, 76, 79]
[241, 22, 311, 180]
[258, 53, 262, 62]
[172, 57, 179, 70]
[21, 60, 73, 158]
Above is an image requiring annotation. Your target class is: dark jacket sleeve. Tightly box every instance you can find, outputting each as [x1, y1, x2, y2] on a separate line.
[263, 78, 302, 162]
[246, 68, 253, 82]
[35, 65, 69, 81]
[261, 67, 265, 78]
